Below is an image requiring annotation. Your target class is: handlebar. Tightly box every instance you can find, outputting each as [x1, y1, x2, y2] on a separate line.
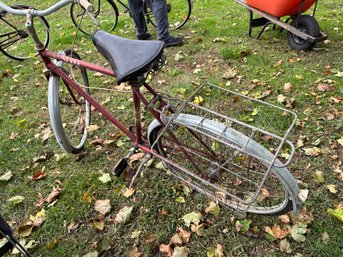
[0, 0, 94, 16]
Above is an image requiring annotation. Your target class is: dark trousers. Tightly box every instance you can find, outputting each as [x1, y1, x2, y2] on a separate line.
[128, 0, 170, 41]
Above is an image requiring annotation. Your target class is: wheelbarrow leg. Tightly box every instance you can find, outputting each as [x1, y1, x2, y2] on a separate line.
[248, 10, 273, 39]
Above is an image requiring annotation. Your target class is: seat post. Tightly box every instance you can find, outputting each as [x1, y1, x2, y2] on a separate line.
[129, 76, 145, 145]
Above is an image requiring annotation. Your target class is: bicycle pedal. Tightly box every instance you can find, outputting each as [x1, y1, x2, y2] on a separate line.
[112, 158, 128, 177]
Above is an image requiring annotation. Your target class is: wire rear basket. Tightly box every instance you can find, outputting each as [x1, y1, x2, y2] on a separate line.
[150, 83, 297, 212]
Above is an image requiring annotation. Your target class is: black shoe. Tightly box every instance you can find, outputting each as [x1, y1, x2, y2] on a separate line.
[163, 36, 183, 47]
[137, 33, 151, 40]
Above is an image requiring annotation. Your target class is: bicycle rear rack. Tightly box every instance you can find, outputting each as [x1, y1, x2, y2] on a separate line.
[150, 83, 297, 210]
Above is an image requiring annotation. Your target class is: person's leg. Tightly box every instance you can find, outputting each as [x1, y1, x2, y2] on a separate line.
[128, 0, 149, 39]
[145, 0, 170, 41]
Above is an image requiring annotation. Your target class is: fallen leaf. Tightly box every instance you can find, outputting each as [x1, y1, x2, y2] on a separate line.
[222, 68, 237, 79]
[284, 82, 293, 93]
[317, 83, 335, 92]
[93, 220, 105, 231]
[280, 239, 292, 253]
[291, 223, 307, 242]
[235, 219, 252, 233]
[160, 243, 173, 257]
[205, 201, 220, 216]
[129, 153, 145, 162]
[31, 170, 48, 181]
[0, 171, 13, 181]
[279, 214, 290, 224]
[16, 221, 34, 237]
[46, 188, 61, 204]
[326, 184, 337, 194]
[126, 246, 142, 257]
[304, 147, 321, 157]
[87, 125, 100, 132]
[178, 227, 191, 243]
[82, 192, 92, 205]
[170, 234, 183, 245]
[47, 238, 58, 250]
[313, 170, 325, 183]
[172, 246, 189, 257]
[266, 224, 289, 239]
[114, 206, 133, 224]
[67, 222, 79, 234]
[94, 199, 111, 215]
[277, 94, 287, 104]
[7, 195, 25, 205]
[174, 52, 184, 61]
[83, 252, 99, 257]
[190, 224, 204, 236]
[123, 188, 135, 198]
[98, 173, 112, 184]
[193, 96, 203, 105]
[182, 212, 203, 227]
[327, 208, 343, 222]
[337, 137, 343, 147]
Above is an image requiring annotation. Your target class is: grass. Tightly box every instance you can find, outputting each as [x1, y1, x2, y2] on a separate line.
[1, 0, 343, 256]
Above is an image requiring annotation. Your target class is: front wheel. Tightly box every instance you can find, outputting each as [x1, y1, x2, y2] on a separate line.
[70, 0, 119, 36]
[0, 5, 50, 61]
[148, 114, 300, 215]
[287, 15, 320, 51]
[48, 50, 91, 153]
[145, 0, 192, 30]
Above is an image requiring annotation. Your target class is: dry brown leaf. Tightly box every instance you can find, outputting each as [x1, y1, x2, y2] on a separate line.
[46, 188, 61, 204]
[329, 96, 343, 104]
[93, 220, 105, 231]
[265, 224, 289, 239]
[279, 214, 290, 224]
[123, 188, 135, 198]
[67, 222, 79, 234]
[284, 82, 293, 93]
[170, 234, 183, 245]
[82, 192, 92, 205]
[160, 243, 173, 257]
[317, 83, 336, 92]
[94, 199, 111, 215]
[31, 170, 47, 181]
[215, 244, 224, 257]
[129, 153, 145, 162]
[178, 227, 191, 243]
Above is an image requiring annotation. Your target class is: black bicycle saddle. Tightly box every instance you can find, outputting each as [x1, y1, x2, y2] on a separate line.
[92, 30, 164, 84]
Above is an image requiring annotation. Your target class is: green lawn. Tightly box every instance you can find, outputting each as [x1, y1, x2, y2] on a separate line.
[0, 0, 342, 256]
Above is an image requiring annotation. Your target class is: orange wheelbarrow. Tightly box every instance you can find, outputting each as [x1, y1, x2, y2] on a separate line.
[234, 0, 327, 50]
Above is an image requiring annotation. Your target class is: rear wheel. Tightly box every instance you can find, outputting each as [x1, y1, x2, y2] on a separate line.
[48, 50, 91, 153]
[0, 5, 50, 61]
[287, 15, 320, 51]
[148, 114, 298, 215]
[145, 0, 192, 30]
[70, 0, 119, 36]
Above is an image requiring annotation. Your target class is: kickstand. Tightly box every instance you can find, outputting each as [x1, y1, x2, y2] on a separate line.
[129, 154, 152, 188]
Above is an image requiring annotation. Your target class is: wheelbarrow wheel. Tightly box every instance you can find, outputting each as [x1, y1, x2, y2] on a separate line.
[287, 15, 320, 51]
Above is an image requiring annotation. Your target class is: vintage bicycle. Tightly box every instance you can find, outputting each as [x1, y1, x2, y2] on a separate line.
[0, 0, 305, 219]
[0, 4, 50, 61]
[70, 0, 193, 35]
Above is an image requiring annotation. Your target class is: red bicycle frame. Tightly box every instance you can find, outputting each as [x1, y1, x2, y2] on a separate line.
[40, 49, 164, 155]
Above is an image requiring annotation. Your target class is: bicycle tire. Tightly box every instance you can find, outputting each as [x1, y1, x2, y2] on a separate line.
[145, 0, 192, 30]
[0, 4, 50, 61]
[48, 50, 91, 154]
[148, 114, 300, 215]
[70, 0, 119, 36]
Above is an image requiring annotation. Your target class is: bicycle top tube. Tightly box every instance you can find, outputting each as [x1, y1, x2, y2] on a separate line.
[0, 0, 73, 17]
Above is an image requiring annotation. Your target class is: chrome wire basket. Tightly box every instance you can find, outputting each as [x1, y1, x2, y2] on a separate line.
[150, 83, 297, 212]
